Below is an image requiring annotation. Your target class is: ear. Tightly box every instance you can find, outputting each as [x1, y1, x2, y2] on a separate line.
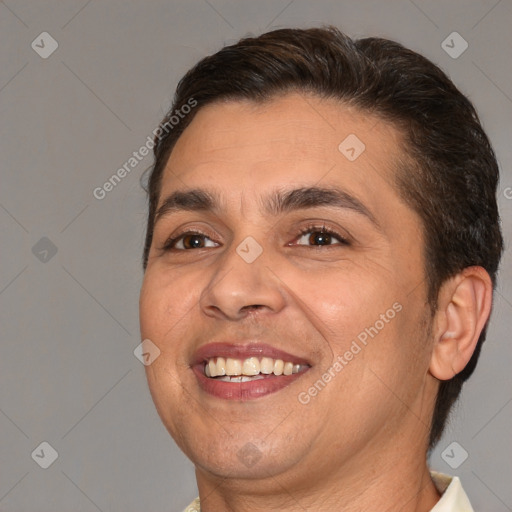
[429, 266, 493, 380]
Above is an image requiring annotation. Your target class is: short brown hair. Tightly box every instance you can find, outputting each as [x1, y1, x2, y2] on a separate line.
[142, 26, 503, 448]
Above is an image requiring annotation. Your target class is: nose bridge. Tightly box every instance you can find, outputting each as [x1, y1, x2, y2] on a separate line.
[199, 229, 286, 320]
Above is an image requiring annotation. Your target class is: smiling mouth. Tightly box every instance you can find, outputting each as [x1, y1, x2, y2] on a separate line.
[204, 356, 310, 382]
[193, 360, 310, 400]
[192, 342, 312, 400]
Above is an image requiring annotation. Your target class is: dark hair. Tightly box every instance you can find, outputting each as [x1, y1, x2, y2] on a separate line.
[142, 26, 503, 449]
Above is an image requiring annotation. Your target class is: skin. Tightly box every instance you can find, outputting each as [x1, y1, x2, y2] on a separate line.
[139, 92, 493, 511]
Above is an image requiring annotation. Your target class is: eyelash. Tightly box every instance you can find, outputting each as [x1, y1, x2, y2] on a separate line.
[160, 223, 350, 252]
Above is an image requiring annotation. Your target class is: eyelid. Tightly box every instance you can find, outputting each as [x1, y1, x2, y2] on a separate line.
[161, 227, 218, 251]
[160, 222, 351, 252]
[291, 222, 350, 246]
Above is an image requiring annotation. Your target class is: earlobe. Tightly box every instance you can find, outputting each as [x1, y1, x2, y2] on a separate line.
[429, 266, 493, 381]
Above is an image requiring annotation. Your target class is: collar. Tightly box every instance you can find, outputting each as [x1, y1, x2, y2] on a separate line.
[183, 497, 200, 512]
[430, 471, 474, 511]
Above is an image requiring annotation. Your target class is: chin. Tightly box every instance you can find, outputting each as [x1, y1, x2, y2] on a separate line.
[176, 424, 305, 480]
[194, 446, 298, 480]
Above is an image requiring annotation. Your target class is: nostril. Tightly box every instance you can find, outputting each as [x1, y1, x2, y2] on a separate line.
[243, 305, 264, 312]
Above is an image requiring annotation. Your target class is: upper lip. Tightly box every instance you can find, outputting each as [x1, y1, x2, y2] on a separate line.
[192, 342, 311, 366]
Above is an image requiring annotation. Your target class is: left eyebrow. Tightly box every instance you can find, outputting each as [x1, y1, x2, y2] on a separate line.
[262, 186, 380, 229]
[154, 186, 381, 231]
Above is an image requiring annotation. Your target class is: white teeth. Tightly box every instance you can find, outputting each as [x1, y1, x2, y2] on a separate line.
[208, 359, 217, 377]
[273, 359, 284, 376]
[260, 357, 274, 374]
[217, 375, 265, 383]
[204, 356, 309, 379]
[225, 358, 242, 376]
[242, 357, 260, 376]
[216, 357, 226, 376]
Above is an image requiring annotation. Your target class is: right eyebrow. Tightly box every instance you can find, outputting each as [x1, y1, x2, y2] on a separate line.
[154, 189, 221, 225]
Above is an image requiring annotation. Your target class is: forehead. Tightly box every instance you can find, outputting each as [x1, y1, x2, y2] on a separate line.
[158, 93, 410, 224]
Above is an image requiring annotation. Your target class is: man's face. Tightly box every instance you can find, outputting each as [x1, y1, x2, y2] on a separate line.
[139, 93, 437, 486]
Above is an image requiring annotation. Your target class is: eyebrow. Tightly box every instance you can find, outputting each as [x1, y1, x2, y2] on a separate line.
[154, 186, 381, 230]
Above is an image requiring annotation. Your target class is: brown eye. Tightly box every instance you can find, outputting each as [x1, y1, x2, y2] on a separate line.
[162, 231, 218, 251]
[294, 226, 349, 247]
[304, 232, 334, 245]
[182, 234, 208, 249]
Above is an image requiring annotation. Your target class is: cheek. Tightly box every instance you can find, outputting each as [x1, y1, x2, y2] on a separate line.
[139, 271, 197, 422]
[357, 302, 433, 412]
[140, 267, 197, 334]
[300, 264, 425, 395]
[139, 269, 203, 380]
[302, 265, 399, 342]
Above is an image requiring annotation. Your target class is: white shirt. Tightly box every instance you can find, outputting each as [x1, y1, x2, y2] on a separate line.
[183, 471, 474, 511]
[430, 471, 474, 511]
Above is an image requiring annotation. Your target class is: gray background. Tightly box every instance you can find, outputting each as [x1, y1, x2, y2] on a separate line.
[1, 1, 511, 510]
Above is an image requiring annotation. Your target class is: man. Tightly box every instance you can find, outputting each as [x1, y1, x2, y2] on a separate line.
[139, 26, 503, 511]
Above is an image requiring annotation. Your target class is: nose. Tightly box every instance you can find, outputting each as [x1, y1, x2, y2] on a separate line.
[199, 240, 287, 321]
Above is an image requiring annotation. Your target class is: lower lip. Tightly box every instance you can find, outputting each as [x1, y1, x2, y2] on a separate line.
[192, 365, 309, 400]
